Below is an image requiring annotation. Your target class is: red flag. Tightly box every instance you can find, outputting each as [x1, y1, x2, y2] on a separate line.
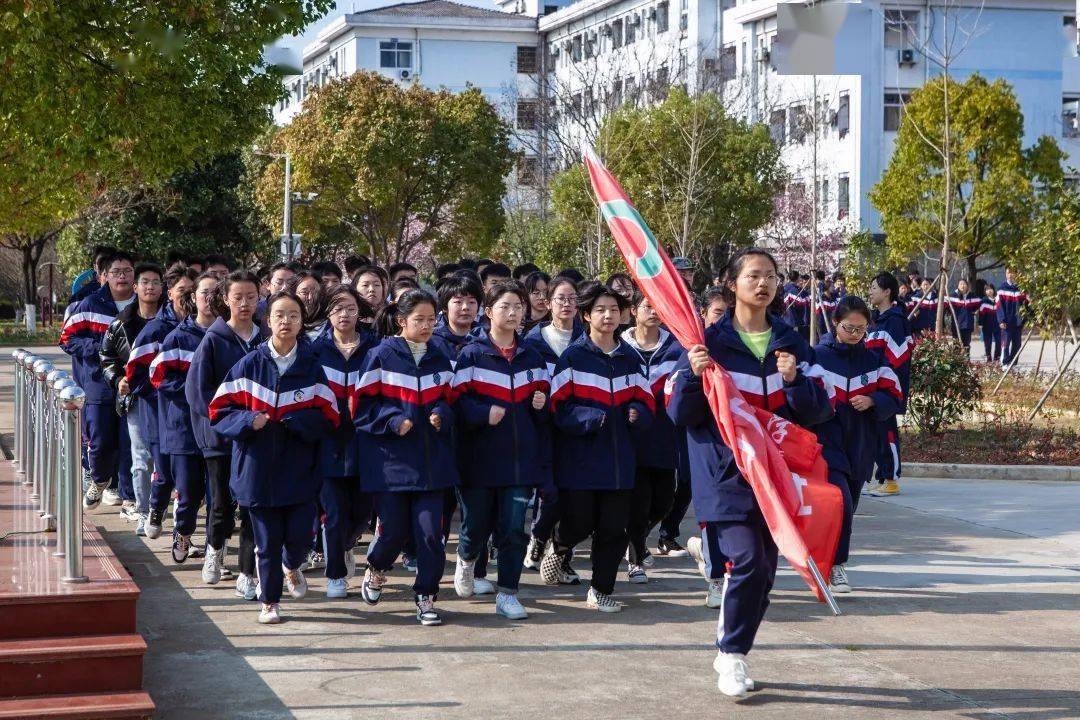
[582, 146, 842, 608]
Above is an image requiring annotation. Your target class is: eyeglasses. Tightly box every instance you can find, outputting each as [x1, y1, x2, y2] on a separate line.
[271, 313, 301, 324]
[529, 290, 547, 298]
[738, 274, 780, 287]
[137, 279, 162, 287]
[839, 322, 867, 336]
[493, 303, 524, 313]
[329, 305, 359, 317]
[108, 268, 134, 277]
[551, 295, 577, 306]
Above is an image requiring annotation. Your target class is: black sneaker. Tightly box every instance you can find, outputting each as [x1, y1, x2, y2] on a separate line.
[656, 537, 689, 557]
[145, 509, 164, 539]
[172, 533, 191, 564]
[559, 552, 581, 585]
[415, 594, 442, 626]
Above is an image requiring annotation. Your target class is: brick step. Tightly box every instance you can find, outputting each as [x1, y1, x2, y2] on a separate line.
[0, 634, 146, 699]
[0, 691, 154, 720]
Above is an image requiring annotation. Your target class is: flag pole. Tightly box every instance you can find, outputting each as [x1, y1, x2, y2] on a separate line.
[806, 558, 842, 615]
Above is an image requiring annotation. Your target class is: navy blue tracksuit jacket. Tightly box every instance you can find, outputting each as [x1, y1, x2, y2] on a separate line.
[60, 283, 122, 404]
[209, 341, 339, 508]
[353, 336, 458, 493]
[619, 327, 685, 471]
[549, 334, 654, 491]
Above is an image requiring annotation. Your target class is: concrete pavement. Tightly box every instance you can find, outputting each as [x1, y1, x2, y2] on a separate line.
[3, 346, 1079, 719]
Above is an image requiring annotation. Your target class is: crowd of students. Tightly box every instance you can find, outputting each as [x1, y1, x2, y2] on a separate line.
[60, 244, 1016, 698]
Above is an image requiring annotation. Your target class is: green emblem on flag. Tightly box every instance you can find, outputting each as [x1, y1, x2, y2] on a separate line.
[601, 199, 663, 279]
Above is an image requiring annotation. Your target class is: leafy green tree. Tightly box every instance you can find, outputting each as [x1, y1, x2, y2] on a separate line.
[870, 74, 1064, 285]
[550, 89, 784, 280]
[493, 211, 584, 274]
[250, 72, 515, 265]
[58, 153, 272, 278]
[1009, 188, 1080, 328]
[0, 1, 332, 237]
[839, 230, 891, 296]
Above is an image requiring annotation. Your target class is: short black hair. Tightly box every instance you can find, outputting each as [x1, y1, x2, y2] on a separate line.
[204, 254, 232, 271]
[457, 257, 479, 271]
[557, 267, 584, 283]
[285, 260, 307, 274]
[833, 295, 871, 324]
[578, 280, 629, 315]
[436, 262, 461, 279]
[107, 250, 135, 268]
[436, 274, 483, 312]
[388, 262, 418, 281]
[484, 280, 528, 308]
[871, 271, 900, 304]
[344, 255, 370, 276]
[480, 263, 512, 283]
[133, 262, 163, 283]
[512, 263, 541, 281]
[311, 261, 342, 280]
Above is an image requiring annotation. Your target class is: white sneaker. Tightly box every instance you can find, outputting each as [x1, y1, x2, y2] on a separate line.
[473, 577, 495, 595]
[641, 550, 655, 568]
[344, 549, 357, 578]
[495, 592, 528, 620]
[304, 550, 325, 571]
[102, 488, 123, 506]
[83, 482, 106, 510]
[258, 603, 281, 624]
[714, 652, 750, 698]
[627, 564, 648, 584]
[284, 565, 308, 599]
[830, 564, 852, 594]
[586, 586, 622, 613]
[686, 536, 708, 578]
[454, 555, 476, 598]
[707, 576, 726, 609]
[201, 545, 224, 585]
[235, 573, 259, 601]
[326, 577, 348, 599]
[135, 515, 147, 537]
[119, 500, 138, 520]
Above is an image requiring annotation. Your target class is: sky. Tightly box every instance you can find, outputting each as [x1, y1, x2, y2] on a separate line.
[276, 0, 500, 54]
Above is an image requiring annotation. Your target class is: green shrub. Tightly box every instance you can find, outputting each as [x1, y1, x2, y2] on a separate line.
[907, 332, 982, 433]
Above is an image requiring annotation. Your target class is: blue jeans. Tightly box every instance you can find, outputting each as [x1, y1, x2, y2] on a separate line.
[456, 485, 529, 594]
[125, 405, 153, 516]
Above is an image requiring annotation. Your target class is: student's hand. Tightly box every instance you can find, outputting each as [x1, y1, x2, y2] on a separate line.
[531, 391, 546, 410]
[1000, 323, 1007, 329]
[775, 351, 798, 383]
[398, 418, 414, 436]
[849, 395, 874, 412]
[628, 407, 640, 424]
[489, 405, 506, 425]
[429, 413, 442, 431]
[252, 413, 270, 430]
[117, 377, 130, 396]
[688, 344, 711, 376]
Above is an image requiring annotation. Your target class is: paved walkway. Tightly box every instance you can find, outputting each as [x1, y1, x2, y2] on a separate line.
[3, 347, 1079, 719]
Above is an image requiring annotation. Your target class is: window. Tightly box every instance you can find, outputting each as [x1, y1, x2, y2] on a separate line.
[626, 15, 638, 43]
[611, 19, 624, 48]
[720, 45, 736, 81]
[884, 10, 918, 49]
[656, 2, 670, 33]
[625, 76, 639, 105]
[517, 46, 538, 74]
[769, 109, 786, 144]
[819, 179, 830, 215]
[518, 157, 540, 186]
[789, 181, 806, 199]
[1064, 97, 1080, 138]
[679, 11, 689, 34]
[789, 104, 807, 143]
[516, 99, 538, 130]
[544, 4, 559, 14]
[608, 78, 624, 110]
[1066, 15, 1078, 56]
[837, 92, 850, 137]
[838, 174, 850, 219]
[650, 66, 670, 102]
[570, 92, 582, 117]
[379, 39, 412, 69]
[884, 91, 911, 132]
[571, 34, 583, 62]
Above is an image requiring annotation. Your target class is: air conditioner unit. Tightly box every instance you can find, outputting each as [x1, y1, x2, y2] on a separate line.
[399, 69, 411, 79]
[898, 48, 916, 65]
[647, 7, 657, 19]
[563, 40, 573, 51]
[550, 45, 561, 56]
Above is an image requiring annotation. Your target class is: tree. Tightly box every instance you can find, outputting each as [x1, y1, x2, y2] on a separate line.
[871, 74, 1063, 299]
[0, 1, 332, 237]
[1009, 188, 1080, 328]
[57, 153, 273, 278]
[550, 88, 784, 279]
[249, 72, 515, 266]
[760, 187, 850, 272]
[493, 211, 584, 274]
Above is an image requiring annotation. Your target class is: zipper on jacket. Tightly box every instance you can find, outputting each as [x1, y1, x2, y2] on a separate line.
[270, 366, 282, 507]
[759, 355, 769, 410]
[418, 365, 432, 487]
[607, 355, 620, 488]
[508, 356, 520, 486]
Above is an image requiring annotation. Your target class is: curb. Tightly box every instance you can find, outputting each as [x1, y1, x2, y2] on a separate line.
[905, 462, 1080, 482]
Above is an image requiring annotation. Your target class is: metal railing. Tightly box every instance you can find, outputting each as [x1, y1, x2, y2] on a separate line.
[12, 349, 87, 583]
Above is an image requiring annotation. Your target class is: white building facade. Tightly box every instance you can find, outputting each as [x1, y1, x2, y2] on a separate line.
[272, 0, 545, 207]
